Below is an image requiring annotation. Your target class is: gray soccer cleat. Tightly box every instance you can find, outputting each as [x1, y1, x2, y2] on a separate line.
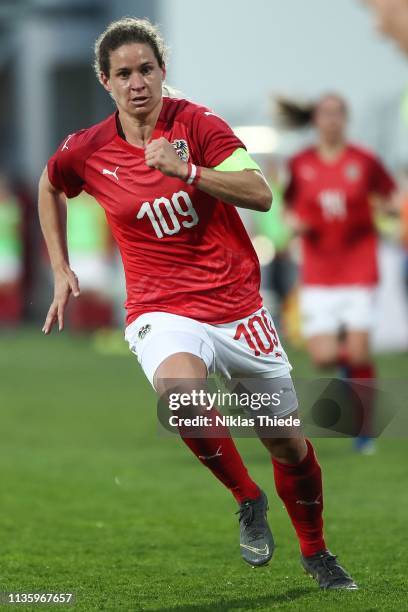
[236, 490, 274, 567]
[301, 550, 358, 589]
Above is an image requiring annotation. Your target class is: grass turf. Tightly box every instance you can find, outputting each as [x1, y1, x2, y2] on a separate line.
[0, 327, 407, 611]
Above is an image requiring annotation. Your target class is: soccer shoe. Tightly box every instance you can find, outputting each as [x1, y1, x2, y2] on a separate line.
[353, 436, 376, 455]
[236, 490, 274, 567]
[301, 550, 358, 590]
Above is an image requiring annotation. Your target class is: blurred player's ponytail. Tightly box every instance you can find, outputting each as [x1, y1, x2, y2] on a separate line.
[273, 93, 348, 129]
[273, 96, 316, 129]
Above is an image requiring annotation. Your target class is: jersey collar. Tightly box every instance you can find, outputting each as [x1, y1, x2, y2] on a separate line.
[114, 98, 169, 157]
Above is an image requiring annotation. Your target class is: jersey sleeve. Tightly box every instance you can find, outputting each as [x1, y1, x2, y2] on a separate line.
[191, 108, 246, 168]
[47, 133, 86, 199]
[368, 154, 396, 196]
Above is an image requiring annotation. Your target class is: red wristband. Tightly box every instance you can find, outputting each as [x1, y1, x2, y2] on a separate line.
[185, 162, 202, 186]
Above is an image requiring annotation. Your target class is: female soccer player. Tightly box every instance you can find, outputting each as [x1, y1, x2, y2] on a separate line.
[281, 94, 396, 452]
[38, 18, 356, 589]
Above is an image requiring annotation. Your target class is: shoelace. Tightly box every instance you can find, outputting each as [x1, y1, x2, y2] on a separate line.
[235, 501, 264, 541]
[317, 554, 350, 582]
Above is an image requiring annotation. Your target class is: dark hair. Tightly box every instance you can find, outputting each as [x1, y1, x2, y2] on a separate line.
[94, 17, 168, 79]
[273, 93, 348, 130]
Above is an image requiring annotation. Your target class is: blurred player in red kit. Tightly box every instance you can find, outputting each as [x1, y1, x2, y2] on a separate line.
[38, 18, 357, 589]
[0, 172, 24, 325]
[280, 94, 396, 453]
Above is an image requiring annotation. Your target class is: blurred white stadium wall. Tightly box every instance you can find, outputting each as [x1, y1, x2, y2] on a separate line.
[161, 0, 408, 140]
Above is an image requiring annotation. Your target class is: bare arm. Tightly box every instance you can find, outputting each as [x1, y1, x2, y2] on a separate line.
[283, 206, 312, 236]
[38, 167, 80, 334]
[371, 191, 399, 216]
[188, 167, 272, 212]
[144, 138, 272, 211]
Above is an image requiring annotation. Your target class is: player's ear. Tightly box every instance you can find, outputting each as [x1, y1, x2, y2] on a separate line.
[100, 71, 112, 93]
[161, 63, 167, 82]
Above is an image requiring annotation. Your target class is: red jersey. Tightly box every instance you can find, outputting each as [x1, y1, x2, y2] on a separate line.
[285, 145, 395, 286]
[47, 97, 262, 325]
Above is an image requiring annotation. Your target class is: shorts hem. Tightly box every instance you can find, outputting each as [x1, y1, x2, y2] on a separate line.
[251, 366, 293, 379]
[125, 299, 263, 328]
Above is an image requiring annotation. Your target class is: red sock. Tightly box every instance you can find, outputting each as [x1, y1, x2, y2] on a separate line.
[179, 408, 260, 504]
[272, 439, 326, 557]
[347, 362, 375, 380]
[347, 362, 376, 437]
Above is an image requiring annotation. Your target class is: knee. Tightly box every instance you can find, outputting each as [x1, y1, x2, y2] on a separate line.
[345, 333, 371, 366]
[346, 351, 370, 367]
[310, 353, 336, 370]
[307, 341, 337, 370]
[154, 352, 208, 395]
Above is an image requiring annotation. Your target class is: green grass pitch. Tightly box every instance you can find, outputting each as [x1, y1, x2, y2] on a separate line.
[0, 328, 407, 611]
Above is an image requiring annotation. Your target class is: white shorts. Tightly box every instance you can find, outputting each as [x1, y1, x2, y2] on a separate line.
[125, 308, 294, 413]
[300, 285, 376, 338]
[0, 256, 21, 283]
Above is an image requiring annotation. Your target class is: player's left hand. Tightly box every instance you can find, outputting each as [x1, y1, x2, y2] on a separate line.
[145, 137, 188, 179]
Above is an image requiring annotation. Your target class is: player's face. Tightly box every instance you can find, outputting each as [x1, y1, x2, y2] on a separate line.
[367, 0, 408, 54]
[314, 97, 347, 145]
[100, 43, 165, 118]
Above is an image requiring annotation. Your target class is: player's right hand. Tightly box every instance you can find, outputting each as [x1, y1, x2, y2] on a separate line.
[284, 211, 313, 236]
[42, 266, 80, 334]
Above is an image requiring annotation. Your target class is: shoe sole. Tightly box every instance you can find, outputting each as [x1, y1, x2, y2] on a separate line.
[303, 568, 359, 590]
[241, 549, 274, 568]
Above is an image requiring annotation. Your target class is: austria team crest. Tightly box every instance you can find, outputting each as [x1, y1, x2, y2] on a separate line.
[172, 139, 189, 162]
[345, 163, 361, 182]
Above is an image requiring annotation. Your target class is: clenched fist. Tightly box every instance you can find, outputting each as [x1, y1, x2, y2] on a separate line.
[145, 137, 188, 179]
